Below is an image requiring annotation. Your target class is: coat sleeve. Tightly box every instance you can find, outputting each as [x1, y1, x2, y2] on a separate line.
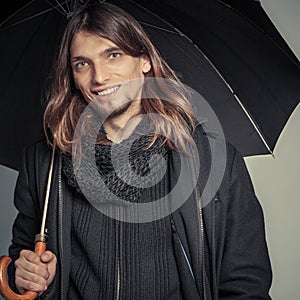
[7, 144, 43, 291]
[218, 146, 273, 299]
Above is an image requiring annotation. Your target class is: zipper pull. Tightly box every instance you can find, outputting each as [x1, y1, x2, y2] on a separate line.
[170, 218, 177, 233]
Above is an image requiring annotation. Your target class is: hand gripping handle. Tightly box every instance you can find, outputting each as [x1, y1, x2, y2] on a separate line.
[0, 235, 47, 300]
[0, 145, 54, 300]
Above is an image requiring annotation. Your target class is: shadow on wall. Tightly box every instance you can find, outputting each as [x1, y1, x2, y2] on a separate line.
[0, 165, 18, 255]
[0, 165, 18, 300]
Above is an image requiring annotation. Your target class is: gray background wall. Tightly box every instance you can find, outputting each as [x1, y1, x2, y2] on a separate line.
[245, 0, 300, 299]
[0, 0, 299, 299]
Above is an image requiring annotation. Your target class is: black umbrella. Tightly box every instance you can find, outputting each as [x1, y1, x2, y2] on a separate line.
[130, 0, 300, 155]
[0, 0, 299, 172]
[0, 1, 68, 171]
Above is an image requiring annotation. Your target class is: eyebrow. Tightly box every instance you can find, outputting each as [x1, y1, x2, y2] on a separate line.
[70, 47, 122, 62]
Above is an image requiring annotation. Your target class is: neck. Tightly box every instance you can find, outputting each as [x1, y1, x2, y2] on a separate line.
[104, 110, 143, 143]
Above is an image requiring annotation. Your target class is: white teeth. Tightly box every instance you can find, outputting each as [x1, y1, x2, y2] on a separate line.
[97, 86, 119, 96]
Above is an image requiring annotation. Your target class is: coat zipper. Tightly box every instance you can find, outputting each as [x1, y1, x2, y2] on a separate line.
[187, 131, 208, 299]
[195, 180, 207, 300]
[212, 195, 218, 300]
[58, 154, 65, 300]
[170, 219, 196, 281]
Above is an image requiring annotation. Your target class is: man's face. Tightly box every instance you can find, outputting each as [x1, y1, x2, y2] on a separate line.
[70, 31, 151, 119]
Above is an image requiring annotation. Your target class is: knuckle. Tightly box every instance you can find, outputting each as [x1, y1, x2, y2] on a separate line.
[15, 276, 22, 286]
[19, 249, 27, 256]
[40, 268, 49, 280]
[27, 282, 36, 291]
[31, 264, 41, 275]
[28, 273, 45, 285]
[14, 259, 21, 268]
[15, 268, 22, 277]
[20, 249, 36, 262]
[50, 256, 57, 266]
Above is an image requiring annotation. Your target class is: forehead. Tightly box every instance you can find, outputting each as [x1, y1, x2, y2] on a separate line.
[70, 31, 118, 56]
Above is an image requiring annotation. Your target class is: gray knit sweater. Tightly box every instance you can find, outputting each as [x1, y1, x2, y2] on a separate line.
[62, 132, 183, 299]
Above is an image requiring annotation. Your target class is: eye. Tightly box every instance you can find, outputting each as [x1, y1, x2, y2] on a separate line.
[73, 61, 89, 70]
[108, 52, 121, 59]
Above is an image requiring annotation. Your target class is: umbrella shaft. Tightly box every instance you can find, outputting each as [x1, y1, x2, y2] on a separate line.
[40, 145, 56, 235]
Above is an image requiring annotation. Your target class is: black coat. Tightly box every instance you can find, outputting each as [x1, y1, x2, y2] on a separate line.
[8, 126, 272, 299]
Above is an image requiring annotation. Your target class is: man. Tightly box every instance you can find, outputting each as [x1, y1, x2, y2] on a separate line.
[7, 2, 272, 299]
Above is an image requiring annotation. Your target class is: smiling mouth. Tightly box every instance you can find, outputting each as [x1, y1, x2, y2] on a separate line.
[96, 85, 120, 96]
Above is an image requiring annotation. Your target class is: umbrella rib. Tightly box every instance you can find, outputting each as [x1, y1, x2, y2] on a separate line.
[0, 0, 36, 28]
[54, 0, 68, 15]
[217, 0, 300, 69]
[127, 0, 211, 45]
[232, 94, 274, 157]
[44, 0, 68, 16]
[139, 21, 178, 34]
[170, 15, 276, 157]
[126, 1, 275, 156]
[0, 0, 71, 29]
[197, 45, 274, 156]
[127, 0, 180, 34]
[0, 9, 54, 29]
[54, 0, 68, 14]
[65, 0, 70, 12]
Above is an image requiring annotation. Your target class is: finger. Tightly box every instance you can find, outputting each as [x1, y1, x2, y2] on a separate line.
[19, 249, 42, 265]
[40, 251, 56, 263]
[45, 256, 57, 286]
[18, 249, 49, 271]
[15, 258, 49, 280]
[15, 268, 48, 287]
[15, 275, 48, 293]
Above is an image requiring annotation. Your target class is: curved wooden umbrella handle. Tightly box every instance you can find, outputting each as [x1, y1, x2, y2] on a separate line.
[0, 238, 46, 300]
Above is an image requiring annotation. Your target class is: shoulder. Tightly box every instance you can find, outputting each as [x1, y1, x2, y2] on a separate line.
[191, 122, 239, 164]
[192, 122, 242, 159]
[24, 137, 50, 152]
[191, 123, 250, 189]
[20, 138, 54, 173]
[23, 138, 52, 156]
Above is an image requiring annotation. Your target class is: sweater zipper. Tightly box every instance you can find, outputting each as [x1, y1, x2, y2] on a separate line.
[58, 154, 65, 300]
[116, 258, 120, 300]
[115, 219, 121, 300]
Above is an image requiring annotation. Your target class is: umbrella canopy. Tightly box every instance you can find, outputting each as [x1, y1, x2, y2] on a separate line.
[0, 0, 299, 171]
[134, 0, 300, 154]
[0, 1, 68, 171]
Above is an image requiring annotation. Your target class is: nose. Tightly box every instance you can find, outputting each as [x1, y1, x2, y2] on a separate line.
[92, 63, 110, 85]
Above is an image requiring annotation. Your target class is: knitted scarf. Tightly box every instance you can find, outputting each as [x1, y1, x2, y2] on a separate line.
[62, 126, 169, 205]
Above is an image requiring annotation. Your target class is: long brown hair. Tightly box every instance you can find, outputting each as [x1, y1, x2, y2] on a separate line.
[43, 2, 196, 155]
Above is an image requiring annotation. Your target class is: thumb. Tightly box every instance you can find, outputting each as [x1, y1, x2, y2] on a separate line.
[40, 251, 55, 263]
